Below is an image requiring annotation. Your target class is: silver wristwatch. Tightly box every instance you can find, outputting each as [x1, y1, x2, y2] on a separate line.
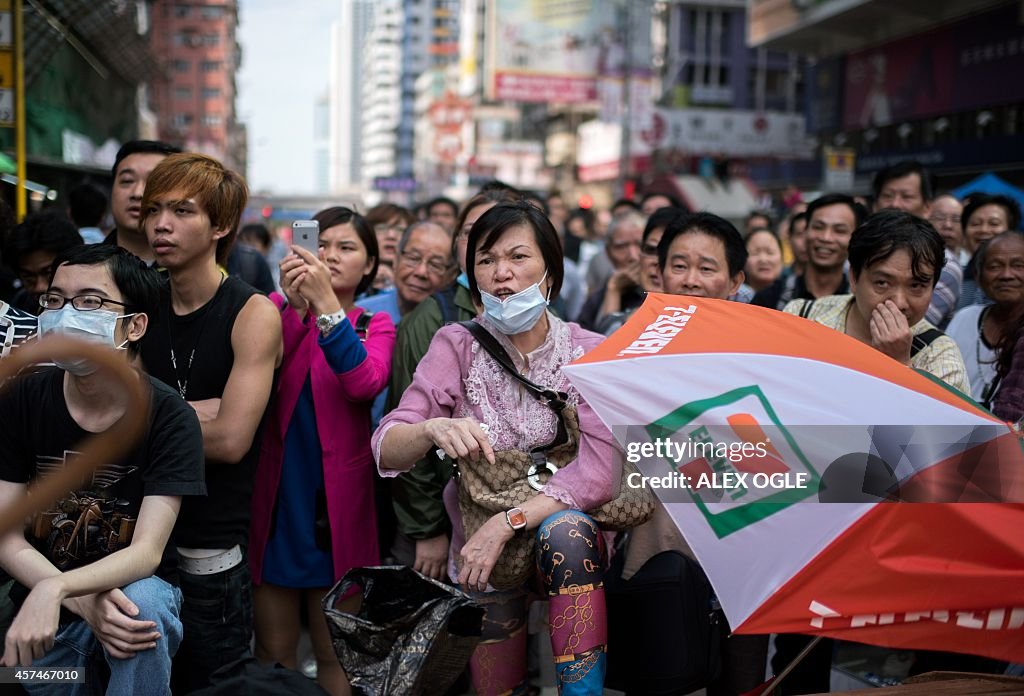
[316, 309, 347, 336]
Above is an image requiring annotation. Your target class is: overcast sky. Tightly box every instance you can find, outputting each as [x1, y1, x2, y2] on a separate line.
[236, 0, 337, 195]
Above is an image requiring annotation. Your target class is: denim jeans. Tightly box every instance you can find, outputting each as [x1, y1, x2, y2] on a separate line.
[24, 576, 183, 696]
[170, 560, 253, 694]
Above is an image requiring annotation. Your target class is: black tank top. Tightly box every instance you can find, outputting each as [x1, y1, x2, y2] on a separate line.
[141, 275, 264, 549]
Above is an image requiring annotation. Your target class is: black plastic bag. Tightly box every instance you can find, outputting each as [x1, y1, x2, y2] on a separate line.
[322, 565, 484, 696]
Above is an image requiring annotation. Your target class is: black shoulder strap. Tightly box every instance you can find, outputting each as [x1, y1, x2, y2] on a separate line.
[798, 299, 816, 319]
[776, 273, 799, 310]
[432, 285, 458, 324]
[911, 328, 944, 358]
[458, 320, 567, 411]
[355, 310, 373, 342]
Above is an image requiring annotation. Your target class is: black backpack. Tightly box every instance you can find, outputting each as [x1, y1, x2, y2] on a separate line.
[605, 546, 725, 694]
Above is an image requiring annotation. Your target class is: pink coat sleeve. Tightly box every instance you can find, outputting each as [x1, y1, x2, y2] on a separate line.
[541, 325, 620, 510]
[371, 325, 467, 472]
[541, 395, 620, 511]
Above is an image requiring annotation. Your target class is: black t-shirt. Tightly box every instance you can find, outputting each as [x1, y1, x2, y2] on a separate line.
[0, 368, 206, 581]
[140, 275, 267, 549]
[752, 272, 850, 310]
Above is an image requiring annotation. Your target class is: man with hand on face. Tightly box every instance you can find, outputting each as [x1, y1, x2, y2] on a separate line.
[753, 194, 866, 310]
[576, 212, 646, 330]
[0, 245, 205, 693]
[784, 210, 969, 392]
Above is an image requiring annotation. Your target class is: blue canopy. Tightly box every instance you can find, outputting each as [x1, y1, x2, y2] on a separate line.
[951, 173, 1024, 221]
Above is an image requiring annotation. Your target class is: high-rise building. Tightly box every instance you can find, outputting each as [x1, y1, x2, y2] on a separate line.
[314, 93, 330, 194]
[399, 0, 460, 178]
[361, 0, 403, 187]
[148, 0, 247, 174]
[328, 0, 374, 192]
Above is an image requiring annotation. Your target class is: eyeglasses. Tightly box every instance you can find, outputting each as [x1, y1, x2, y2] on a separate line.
[641, 243, 660, 257]
[374, 224, 404, 236]
[398, 251, 450, 276]
[39, 293, 130, 312]
[929, 214, 961, 226]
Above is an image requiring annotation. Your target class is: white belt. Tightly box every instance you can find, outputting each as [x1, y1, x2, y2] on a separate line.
[177, 545, 243, 576]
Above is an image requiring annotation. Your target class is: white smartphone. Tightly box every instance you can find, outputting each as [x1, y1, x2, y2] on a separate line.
[292, 219, 320, 256]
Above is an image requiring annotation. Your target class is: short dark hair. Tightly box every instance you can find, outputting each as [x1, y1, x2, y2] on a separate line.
[746, 210, 774, 228]
[3, 210, 83, 270]
[364, 203, 416, 229]
[238, 223, 271, 249]
[872, 160, 933, 202]
[524, 193, 549, 216]
[806, 193, 868, 229]
[49, 244, 164, 357]
[68, 182, 108, 228]
[477, 180, 518, 196]
[313, 206, 379, 296]
[962, 194, 1021, 232]
[658, 212, 747, 278]
[466, 201, 564, 305]
[426, 197, 458, 218]
[790, 211, 809, 228]
[612, 198, 641, 215]
[848, 210, 945, 287]
[644, 207, 685, 242]
[456, 188, 523, 237]
[111, 140, 181, 178]
[640, 190, 686, 211]
[746, 228, 783, 252]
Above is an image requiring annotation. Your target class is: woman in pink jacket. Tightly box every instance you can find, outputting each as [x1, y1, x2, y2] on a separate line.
[250, 207, 395, 695]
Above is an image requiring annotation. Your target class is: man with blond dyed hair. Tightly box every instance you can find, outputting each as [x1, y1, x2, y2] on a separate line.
[138, 153, 283, 692]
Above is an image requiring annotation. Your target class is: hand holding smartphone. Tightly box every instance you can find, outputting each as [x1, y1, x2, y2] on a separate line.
[292, 220, 320, 257]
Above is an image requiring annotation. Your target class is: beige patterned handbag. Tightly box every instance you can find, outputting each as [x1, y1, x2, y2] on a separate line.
[454, 322, 655, 589]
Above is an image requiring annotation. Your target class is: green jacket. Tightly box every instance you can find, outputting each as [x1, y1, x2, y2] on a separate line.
[387, 283, 476, 540]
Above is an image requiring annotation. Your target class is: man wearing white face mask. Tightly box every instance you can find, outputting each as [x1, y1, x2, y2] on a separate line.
[0, 245, 206, 693]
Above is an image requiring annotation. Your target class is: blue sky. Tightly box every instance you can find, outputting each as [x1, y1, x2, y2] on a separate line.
[236, 0, 337, 194]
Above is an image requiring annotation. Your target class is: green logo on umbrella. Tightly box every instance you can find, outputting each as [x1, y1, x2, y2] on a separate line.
[646, 385, 822, 538]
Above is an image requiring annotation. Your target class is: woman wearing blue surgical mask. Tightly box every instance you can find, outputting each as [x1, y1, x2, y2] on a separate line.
[373, 201, 622, 695]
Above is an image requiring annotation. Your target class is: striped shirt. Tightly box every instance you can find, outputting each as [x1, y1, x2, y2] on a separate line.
[783, 294, 971, 395]
[0, 301, 37, 358]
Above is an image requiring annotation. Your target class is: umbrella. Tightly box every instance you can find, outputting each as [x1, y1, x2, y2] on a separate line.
[952, 173, 1024, 224]
[563, 293, 1024, 662]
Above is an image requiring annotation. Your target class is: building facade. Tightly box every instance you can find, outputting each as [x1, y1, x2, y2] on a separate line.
[750, 0, 1023, 189]
[360, 0, 402, 189]
[328, 0, 374, 192]
[148, 0, 247, 173]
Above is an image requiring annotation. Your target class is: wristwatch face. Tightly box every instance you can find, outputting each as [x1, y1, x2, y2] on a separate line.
[317, 313, 340, 333]
[507, 507, 527, 530]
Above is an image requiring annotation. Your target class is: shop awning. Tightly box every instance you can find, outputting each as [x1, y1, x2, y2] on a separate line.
[672, 175, 761, 225]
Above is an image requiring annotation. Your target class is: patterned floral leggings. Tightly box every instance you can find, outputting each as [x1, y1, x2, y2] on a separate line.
[466, 510, 607, 696]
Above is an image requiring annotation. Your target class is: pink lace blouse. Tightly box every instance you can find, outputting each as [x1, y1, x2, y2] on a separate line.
[372, 313, 619, 511]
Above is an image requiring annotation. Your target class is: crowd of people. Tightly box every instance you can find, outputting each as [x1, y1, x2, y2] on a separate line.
[0, 142, 1022, 696]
